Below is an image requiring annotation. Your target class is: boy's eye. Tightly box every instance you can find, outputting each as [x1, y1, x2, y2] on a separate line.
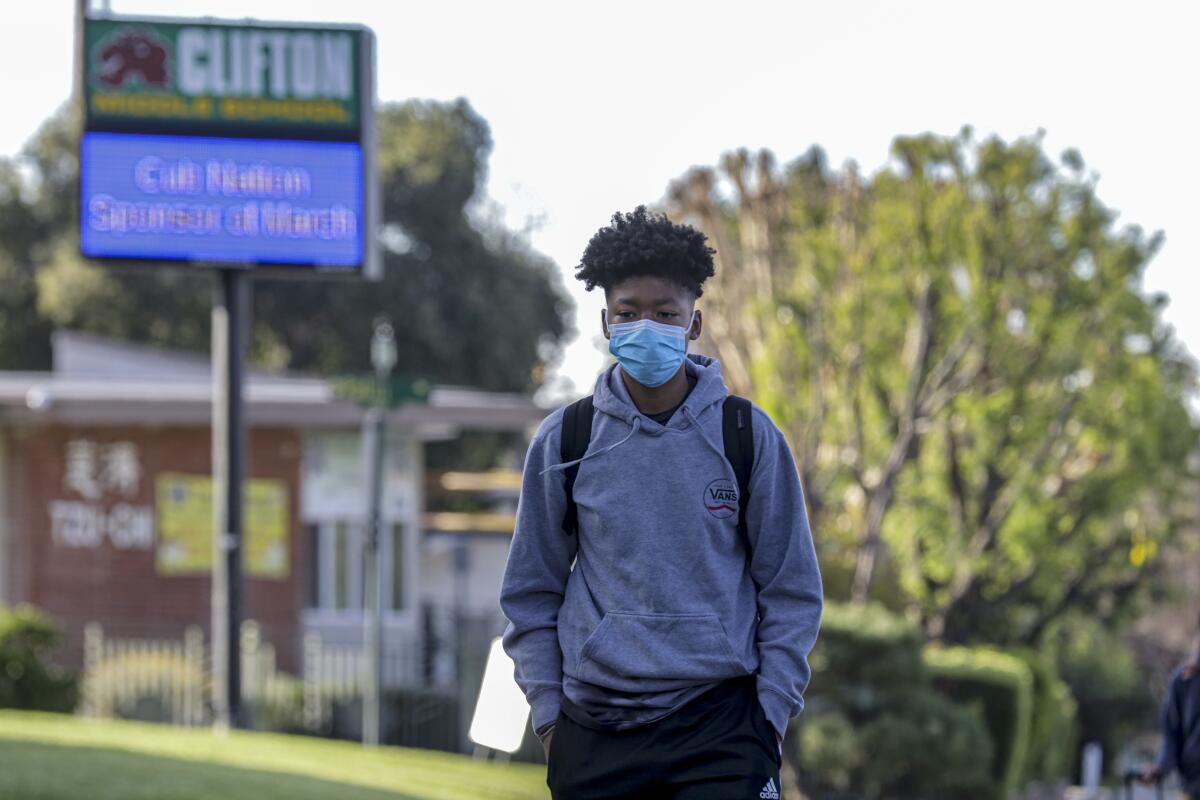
[657, 312, 677, 319]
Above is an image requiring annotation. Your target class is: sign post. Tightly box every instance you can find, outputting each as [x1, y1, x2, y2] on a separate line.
[78, 10, 378, 731]
[211, 268, 249, 730]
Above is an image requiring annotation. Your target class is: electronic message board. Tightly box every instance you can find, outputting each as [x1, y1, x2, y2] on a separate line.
[79, 14, 377, 275]
[81, 132, 363, 268]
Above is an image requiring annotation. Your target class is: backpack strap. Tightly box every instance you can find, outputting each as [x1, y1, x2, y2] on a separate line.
[560, 395, 595, 536]
[722, 395, 755, 552]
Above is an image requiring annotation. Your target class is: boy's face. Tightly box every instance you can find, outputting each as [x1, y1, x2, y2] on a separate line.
[601, 275, 702, 341]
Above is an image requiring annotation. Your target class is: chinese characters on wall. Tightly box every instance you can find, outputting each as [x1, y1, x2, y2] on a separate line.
[50, 439, 154, 551]
[47, 437, 290, 578]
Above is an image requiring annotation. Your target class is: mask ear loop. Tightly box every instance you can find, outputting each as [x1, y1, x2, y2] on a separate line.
[684, 310, 698, 339]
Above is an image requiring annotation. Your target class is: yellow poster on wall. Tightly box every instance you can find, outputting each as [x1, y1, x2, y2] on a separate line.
[156, 473, 289, 579]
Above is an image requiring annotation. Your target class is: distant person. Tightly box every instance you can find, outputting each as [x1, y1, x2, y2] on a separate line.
[1141, 612, 1200, 799]
[500, 207, 823, 799]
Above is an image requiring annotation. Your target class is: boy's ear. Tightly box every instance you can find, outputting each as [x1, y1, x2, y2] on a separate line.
[690, 309, 703, 340]
[600, 307, 610, 340]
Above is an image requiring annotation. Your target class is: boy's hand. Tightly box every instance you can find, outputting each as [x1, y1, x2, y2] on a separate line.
[542, 730, 554, 760]
[1140, 765, 1163, 784]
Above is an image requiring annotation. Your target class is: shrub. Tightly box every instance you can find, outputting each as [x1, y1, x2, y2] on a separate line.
[799, 602, 1000, 800]
[925, 645, 1035, 798]
[1047, 616, 1153, 777]
[1010, 647, 1078, 784]
[858, 691, 996, 800]
[806, 602, 927, 721]
[249, 673, 306, 734]
[0, 605, 77, 712]
[799, 712, 863, 792]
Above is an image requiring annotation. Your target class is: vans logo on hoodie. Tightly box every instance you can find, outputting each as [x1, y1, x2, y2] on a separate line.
[703, 479, 739, 519]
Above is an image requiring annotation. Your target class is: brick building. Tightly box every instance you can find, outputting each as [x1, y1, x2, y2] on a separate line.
[0, 331, 543, 676]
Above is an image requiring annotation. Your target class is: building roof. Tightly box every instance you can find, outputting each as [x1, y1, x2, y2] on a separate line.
[0, 331, 547, 434]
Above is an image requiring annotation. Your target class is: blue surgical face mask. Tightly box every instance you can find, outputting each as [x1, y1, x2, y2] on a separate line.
[606, 312, 696, 388]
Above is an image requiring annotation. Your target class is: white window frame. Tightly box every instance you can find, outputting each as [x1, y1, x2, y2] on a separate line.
[302, 435, 421, 629]
[306, 515, 415, 624]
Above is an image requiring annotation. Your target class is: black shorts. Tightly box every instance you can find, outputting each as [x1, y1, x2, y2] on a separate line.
[546, 676, 782, 800]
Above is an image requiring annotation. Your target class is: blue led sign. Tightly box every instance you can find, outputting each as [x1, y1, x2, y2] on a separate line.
[80, 131, 363, 268]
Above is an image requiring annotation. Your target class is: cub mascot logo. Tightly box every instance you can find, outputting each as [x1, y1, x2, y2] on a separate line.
[97, 30, 170, 89]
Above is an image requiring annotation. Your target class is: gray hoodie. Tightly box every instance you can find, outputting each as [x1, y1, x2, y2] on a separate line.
[500, 355, 824, 740]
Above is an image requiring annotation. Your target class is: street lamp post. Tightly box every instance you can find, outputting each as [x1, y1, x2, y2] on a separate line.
[363, 319, 395, 747]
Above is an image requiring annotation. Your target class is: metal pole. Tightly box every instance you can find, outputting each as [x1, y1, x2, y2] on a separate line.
[453, 540, 470, 752]
[363, 406, 384, 745]
[363, 321, 395, 746]
[212, 269, 248, 731]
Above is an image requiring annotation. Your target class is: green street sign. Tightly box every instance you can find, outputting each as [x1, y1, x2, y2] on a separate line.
[330, 376, 432, 408]
[83, 17, 364, 136]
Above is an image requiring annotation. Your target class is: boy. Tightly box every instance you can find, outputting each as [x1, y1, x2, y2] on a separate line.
[501, 207, 823, 799]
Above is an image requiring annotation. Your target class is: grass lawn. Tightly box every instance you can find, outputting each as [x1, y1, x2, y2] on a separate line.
[0, 711, 550, 800]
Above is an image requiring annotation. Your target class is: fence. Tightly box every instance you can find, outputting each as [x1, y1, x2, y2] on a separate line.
[81, 622, 208, 726]
[78, 606, 510, 754]
[80, 621, 286, 728]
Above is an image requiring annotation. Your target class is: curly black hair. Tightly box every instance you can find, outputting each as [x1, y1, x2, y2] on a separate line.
[575, 206, 716, 297]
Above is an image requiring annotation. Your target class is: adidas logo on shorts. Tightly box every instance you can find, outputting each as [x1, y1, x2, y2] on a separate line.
[759, 777, 780, 799]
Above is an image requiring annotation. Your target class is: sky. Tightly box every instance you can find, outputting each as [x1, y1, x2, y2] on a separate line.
[5, 0, 1199, 402]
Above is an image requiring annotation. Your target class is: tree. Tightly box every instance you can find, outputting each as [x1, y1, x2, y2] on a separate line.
[3, 99, 572, 393]
[669, 129, 1199, 644]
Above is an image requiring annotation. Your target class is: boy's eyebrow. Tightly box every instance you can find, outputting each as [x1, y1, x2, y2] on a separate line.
[612, 296, 680, 307]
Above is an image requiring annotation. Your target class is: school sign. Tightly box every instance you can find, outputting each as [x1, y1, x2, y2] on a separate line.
[79, 15, 378, 274]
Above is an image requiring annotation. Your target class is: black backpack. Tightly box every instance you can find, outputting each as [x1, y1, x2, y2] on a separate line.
[559, 395, 755, 550]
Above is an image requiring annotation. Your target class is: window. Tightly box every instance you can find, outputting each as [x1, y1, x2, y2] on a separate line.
[307, 519, 407, 615]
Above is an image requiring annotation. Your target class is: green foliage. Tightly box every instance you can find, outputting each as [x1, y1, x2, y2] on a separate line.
[671, 131, 1200, 641]
[1010, 647, 1079, 783]
[0, 606, 77, 713]
[800, 602, 997, 800]
[799, 712, 862, 791]
[857, 691, 995, 800]
[806, 601, 926, 719]
[1, 99, 573, 394]
[925, 645, 1034, 798]
[249, 673, 305, 735]
[1046, 615, 1154, 772]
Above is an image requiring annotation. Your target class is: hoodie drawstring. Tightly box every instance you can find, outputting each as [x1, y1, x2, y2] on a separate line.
[676, 406, 728, 464]
[540, 404, 729, 477]
[540, 416, 644, 476]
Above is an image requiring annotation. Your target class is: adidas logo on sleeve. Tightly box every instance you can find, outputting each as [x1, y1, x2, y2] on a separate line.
[759, 778, 780, 799]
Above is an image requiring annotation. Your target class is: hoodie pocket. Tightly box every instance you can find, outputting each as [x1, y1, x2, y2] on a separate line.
[576, 612, 744, 692]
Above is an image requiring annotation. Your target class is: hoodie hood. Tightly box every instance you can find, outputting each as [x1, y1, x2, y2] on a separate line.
[539, 354, 731, 479]
[594, 353, 730, 430]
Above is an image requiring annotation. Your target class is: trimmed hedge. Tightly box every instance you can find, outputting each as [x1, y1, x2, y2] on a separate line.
[925, 645, 1035, 798]
[1011, 647, 1078, 783]
[857, 690, 995, 800]
[1050, 616, 1154, 777]
[801, 603, 997, 800]
[0, 605, 77, 713]
[806, 601, 927, 720]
